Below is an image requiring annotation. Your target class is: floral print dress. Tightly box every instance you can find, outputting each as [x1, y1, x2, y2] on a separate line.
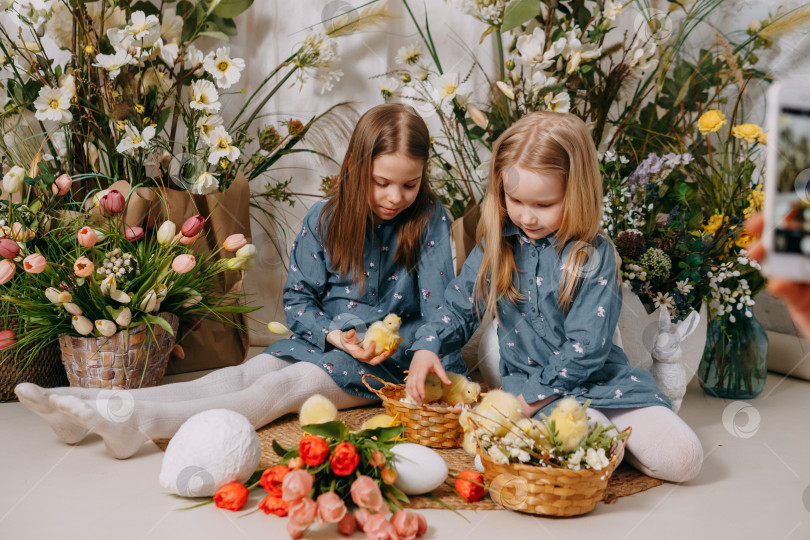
[409, 221, 670, 417]
[264, 199, 466, 399]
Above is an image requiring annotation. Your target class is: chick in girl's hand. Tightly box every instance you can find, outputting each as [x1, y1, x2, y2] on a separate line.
[404, 373, 444, 404]
[441, 372, 481, 406]
[299, 394, 338, 426]
[362, 314, 403, 355]
[546, 397, 588, 452]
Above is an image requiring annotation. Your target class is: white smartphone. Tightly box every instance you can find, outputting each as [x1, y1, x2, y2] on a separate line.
[762, 80, 810, 282]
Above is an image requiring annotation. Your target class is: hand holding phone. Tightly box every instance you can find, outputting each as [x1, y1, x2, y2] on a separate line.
[762, 81, 810, 282]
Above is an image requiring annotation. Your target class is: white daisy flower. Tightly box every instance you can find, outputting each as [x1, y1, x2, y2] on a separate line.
[189, 80, 221, 113]
[378, 76, 400, 100]
[93, 49, 134, 79]
[184, 45, 206, 76]
[125, 11, 160, 44]
[196, 114, 224, 143]
[34, 86, 72, 123]
[516, 27, 556, 70]
[562, 29, 601, 74]
[653, 291, 675, 311]
[116, 123, 155, 156]
[395, 42, 422, 65]
[205, 126, 240, 164]
[603, 0, 623, 22]
[676, 280, 694, 295]
[191, 172, 219, 195]
[203, 47, 245, 89]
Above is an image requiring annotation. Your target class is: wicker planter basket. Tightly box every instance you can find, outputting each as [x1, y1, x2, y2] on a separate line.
[362, 374, 478, 448]
[59, 313, 180, 389]
[1, 341, 68, 402]
[477, 427, 631, 516]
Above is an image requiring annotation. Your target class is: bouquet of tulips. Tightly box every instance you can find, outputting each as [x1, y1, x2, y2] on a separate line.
[0, 178, 259, 368]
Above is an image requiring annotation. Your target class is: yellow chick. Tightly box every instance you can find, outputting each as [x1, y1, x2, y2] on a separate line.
[404, 373, 444, 404]
[299, 394, 338, 426]
[546, 397, 589, 452]
[362, 314, 403, 355]
[441, 372, 481, 406]
[517, 417, 554, 451]
[461, 429, 478, 455]
[468, 390, 522, 437]
[360, 413, 398, 431]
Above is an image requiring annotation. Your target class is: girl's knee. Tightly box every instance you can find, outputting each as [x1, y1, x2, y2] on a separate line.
[638, 427, 703, 482]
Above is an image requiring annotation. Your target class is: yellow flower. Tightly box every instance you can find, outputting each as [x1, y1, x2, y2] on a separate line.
[703, 213, 726, 235]
[744, 184, 764, 219]
[735, 230, 753, 249]
[731, 123, 763, 143]
[134, 104, 145, 114]
[698, 110, 727, 134]
[757, 131, 767, 145]
[85, 45, 95, 55]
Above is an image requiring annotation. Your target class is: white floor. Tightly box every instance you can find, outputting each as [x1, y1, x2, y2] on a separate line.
[2, 369, 809, 540]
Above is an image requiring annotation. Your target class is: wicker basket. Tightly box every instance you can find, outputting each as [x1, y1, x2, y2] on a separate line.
[477, 427, 631, 516]
[1, 341, 68, 402]
[59, 312, 180, 389]
[362, 374, 474, 448]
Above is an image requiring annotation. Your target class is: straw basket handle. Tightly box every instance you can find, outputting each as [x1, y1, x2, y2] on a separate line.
[361, 374, 399, 398]
[613, 426, 632, 460]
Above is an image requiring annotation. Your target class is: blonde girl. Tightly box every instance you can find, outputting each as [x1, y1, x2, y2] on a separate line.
[16, 104, 464, 459]
[407, 111, 703, 482]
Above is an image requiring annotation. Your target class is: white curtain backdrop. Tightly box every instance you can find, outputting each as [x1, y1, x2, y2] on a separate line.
[224, 0, 810, 347]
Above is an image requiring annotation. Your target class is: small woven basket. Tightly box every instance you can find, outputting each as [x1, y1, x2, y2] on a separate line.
[477, 426, 631, 516]
[362, 374, 469, 448]
[1, 341, 67, 402]
[59, 312, 180, 389]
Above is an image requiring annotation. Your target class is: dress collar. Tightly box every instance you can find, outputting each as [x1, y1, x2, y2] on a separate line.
[501, 219, 557, 247]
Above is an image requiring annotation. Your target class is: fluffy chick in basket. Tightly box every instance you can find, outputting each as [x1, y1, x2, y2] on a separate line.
[404, 373, 444, 404]
[441, 372, 481, 405]
[362, 314, 403, 355]
[299, 394, 338, 426]
[460, 390, 522, 440]
[546, 397, 588, 452]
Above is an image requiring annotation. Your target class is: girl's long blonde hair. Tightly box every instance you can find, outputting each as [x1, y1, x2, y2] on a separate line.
[319, 104, 435, 291]
[476, 111, 608, 317]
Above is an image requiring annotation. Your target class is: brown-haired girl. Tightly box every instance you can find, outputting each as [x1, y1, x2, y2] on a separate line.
[406, 111, 703, 482]
[16, 104, 465, 459]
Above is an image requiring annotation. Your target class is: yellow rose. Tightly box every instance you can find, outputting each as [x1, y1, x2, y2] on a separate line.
[757, 131, 767, 145]
[698, 110, 727, 134]
[731, 123, 763, 143]
[735, 231, 753, 249]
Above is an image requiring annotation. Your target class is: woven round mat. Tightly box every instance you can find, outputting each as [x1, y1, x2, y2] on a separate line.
[154, 406, 663, 511]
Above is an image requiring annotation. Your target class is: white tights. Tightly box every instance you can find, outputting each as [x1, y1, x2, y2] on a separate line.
[15, 353, 374, 459]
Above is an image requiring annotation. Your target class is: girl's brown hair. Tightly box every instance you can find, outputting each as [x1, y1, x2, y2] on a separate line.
[476, 111, 611, 317]
[319, 103, 435, 290]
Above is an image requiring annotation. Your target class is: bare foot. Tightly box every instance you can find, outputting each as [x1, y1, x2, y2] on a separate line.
[15, 383, 89, 445]
[48, 394, 148, 459]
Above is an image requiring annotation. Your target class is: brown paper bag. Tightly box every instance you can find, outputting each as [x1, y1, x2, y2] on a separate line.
[122, 174, 253, 374]
[450, 199, 481, 274]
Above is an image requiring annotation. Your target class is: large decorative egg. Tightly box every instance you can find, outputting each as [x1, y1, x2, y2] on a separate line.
[159, 409, 261, 497]
[391, 443, 448, 495]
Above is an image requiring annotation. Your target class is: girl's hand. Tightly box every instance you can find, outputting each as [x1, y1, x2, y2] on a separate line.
[406, 350, 451, 405]
[327, 329, 392, 366]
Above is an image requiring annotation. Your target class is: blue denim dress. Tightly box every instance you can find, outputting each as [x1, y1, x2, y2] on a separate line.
[409, 220, 670, 416]
[264, 199, 466, 399]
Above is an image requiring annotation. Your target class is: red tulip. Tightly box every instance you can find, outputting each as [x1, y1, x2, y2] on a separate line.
[181, 215, 205, 237]
[0, 330, 16, 351]
[51, 173, 72, 196]
[125, 226, 144, 242]
[0, 238, 20, 259]
[100, 189, 125, 215]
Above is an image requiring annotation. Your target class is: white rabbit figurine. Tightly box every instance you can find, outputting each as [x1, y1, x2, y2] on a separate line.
[651, 307, 701, 412]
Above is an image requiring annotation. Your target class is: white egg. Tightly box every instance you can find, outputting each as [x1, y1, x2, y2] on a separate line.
[391, 443, 448, 495]
[159, 409, 261, 497]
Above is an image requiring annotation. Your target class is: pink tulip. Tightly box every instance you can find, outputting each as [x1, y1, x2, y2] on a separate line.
[316, 491, 347, 525]
[337, 512, 357, 536]
[51, 173, 72, 196]
[171, 254, 196, 274]
[288, 497, 317, 527]
[0, 238, 20, 259]
[125, 226, 144, 242]
[354, 508, 372, 532]
[282, 470, 314, 502]
[363, 514, 399, 540]
[391, 510, 423, 540]
[23, 253, 47, 273]
[0, 330, 16, 351]
[100, 189, 125, 215]
[181, 215, 205, 237]
[77, 227, 98, 248]
[73, 256, 94, 277]
[350, 476, 388, 515]
[223, 233, 247, 252]
[286, 521, 308, 539]
[0, 259, 15, 284]
[11, 222, 27, 242]
[179, 233, 198, 246]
